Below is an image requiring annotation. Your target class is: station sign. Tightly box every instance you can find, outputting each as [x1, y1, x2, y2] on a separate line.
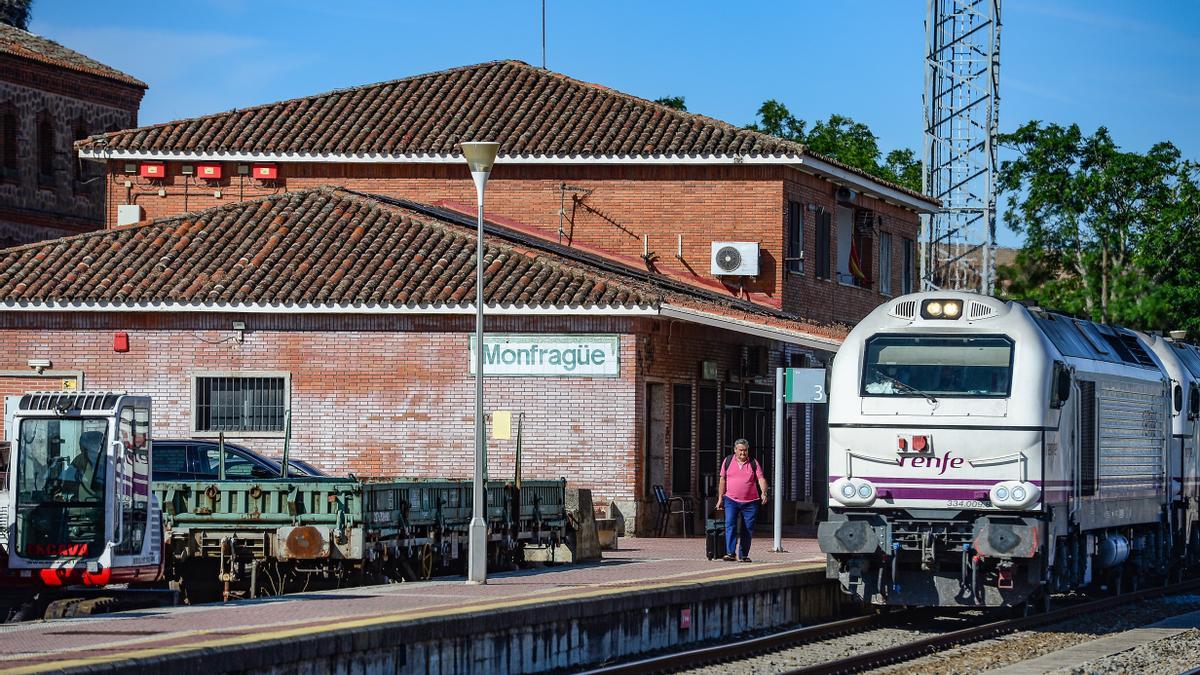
[785, 367, 827, 403]
[469, 334, 620, 377]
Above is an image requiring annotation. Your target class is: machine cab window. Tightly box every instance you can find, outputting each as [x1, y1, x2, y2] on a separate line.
[14, 417, 108, 559]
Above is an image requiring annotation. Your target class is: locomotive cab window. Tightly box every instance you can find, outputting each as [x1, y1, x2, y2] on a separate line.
[862, 335, 1014, 398]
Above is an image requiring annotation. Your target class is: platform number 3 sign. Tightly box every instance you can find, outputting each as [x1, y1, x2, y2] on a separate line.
[785, 368, 828, 404]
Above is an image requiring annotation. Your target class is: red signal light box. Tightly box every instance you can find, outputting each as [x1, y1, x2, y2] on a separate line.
[139, 162, 165, 179]
[197, 163, 223, 180]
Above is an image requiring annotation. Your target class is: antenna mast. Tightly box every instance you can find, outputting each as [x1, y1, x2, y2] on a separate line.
[921, 0, 1001, 294]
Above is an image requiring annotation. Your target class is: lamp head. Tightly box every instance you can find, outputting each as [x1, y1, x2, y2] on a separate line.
[461, 141, 500, 174]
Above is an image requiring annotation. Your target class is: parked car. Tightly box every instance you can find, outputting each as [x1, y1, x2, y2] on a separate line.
[269, 456, 328, 477]
[152, 439, 322, 481]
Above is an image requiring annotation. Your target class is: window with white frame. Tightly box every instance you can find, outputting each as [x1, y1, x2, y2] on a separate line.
[879, 232, 893, 295]
[193, 373, 289, 434]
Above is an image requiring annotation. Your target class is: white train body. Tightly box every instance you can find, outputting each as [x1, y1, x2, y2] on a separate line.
[818, 291, 1199, 607]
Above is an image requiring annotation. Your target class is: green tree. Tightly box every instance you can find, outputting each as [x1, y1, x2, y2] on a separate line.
[0, 0, 32, 29]
[654, 96, 687, 112]
[746, 101, 921, 191]
[996, 121, 1200, 335]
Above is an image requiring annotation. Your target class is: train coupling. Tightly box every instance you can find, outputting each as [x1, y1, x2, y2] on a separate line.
[997, 563, 1015, 589]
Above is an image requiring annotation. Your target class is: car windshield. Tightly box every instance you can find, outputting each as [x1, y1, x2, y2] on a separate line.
[15, 417, 108, 559]
[862, 335, 1014, 398]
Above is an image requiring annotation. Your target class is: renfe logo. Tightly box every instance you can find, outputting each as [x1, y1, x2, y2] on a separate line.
[26, 543, 89, 557]
[898, 452, 965, 475]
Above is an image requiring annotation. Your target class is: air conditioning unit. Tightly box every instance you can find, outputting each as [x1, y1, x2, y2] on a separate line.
[710, 242, 760, 276]
[836, 186, 858, 204]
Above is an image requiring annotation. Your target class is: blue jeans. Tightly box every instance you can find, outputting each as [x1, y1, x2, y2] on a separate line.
[724, 496, 759, 558]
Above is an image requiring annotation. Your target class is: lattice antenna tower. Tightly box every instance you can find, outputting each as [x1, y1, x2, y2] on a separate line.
[921, 0, 1001, 294]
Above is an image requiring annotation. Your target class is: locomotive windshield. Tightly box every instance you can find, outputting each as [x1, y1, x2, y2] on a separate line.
[862, 335, 1014, 398]
[14, 418, 108, 559]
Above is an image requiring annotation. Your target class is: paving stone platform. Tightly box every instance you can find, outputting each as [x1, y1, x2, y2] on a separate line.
[0, 536, 828, 673]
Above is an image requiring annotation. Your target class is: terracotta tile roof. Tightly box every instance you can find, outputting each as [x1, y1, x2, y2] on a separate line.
[0, 187, 845, 345]
[76, 60, 930, 205]
[0, 24, 146, 89]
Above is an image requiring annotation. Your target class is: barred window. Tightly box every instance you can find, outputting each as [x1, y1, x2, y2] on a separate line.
[193, 374, 288, 434]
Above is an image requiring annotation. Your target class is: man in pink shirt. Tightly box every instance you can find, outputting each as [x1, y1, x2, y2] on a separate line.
[716, 439, 769, 562]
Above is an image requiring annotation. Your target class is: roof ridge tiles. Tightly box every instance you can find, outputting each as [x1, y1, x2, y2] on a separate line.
[0, 187, 846, 342]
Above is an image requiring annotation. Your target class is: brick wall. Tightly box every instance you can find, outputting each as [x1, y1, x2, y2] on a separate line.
[0, 55, 141, 246]
[0, 311, 821, 534]
[782, 172, 921, 325]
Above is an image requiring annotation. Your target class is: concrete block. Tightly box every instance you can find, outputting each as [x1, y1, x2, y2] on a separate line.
[565, 488, 601, 562]
[595, 518, 619, 550]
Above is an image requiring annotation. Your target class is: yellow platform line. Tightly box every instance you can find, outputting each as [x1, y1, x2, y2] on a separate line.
[5, 562, 819, 674]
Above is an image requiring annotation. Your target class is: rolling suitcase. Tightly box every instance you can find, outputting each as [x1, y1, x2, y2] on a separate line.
[705, 518, 726, 560]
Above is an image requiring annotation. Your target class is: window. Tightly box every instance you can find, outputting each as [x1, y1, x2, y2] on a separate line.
[902, 238, 915, 293]
[698, 385, 719, 497]
[193, 373, 289, 434]
[815, 210, 832, 279]
[862, 335, 1014, 398]
[15, 417, 108, 559]
[36, 112, 54, 185]
[836, 208, 873, 288]
[0, 104, 16, 178]
[786, 200, 804, 274]
[879, 232, 893, 295]
[671, 384, 693, 494]
[72, 117, 91, 190]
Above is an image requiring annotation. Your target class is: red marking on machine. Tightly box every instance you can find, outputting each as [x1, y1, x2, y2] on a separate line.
[26, 543, 89, 557]
[680, 607, 691, 630]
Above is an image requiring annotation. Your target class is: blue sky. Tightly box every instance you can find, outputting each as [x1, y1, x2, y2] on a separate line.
[32, 1, 1200, 247]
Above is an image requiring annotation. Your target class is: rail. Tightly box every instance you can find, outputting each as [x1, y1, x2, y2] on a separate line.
[583, 578, 1200, 674]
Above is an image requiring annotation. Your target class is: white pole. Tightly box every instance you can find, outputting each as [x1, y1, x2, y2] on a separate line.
[461, 141, 498, 586]
[773, 367, 785, 552]
[468, 178, 488, 584]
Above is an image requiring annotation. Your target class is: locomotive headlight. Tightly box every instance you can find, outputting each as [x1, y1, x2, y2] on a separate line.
[921, 298, 963, 320]
[990, 481, 1040, 510]
[831, 478, 877, 507]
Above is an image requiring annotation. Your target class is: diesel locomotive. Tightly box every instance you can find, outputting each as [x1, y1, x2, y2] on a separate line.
[818, 291, 1200, 608]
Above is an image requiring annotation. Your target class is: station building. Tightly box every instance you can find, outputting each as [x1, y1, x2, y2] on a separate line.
[0, 23, 145, 246]
[2, 60, 936, 532]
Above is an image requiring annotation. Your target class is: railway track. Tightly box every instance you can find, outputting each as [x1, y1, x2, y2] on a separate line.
[582, 578, 1200, 674]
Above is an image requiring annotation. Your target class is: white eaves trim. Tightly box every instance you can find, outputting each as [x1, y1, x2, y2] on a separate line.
[0, 298, 842, 350]
[0, 300, 659, 316]
[78, 148, 937, 212]
[660, 304, 843, 352]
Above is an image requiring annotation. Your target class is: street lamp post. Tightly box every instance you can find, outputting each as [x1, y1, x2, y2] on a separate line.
[462, 141, 500, 584]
